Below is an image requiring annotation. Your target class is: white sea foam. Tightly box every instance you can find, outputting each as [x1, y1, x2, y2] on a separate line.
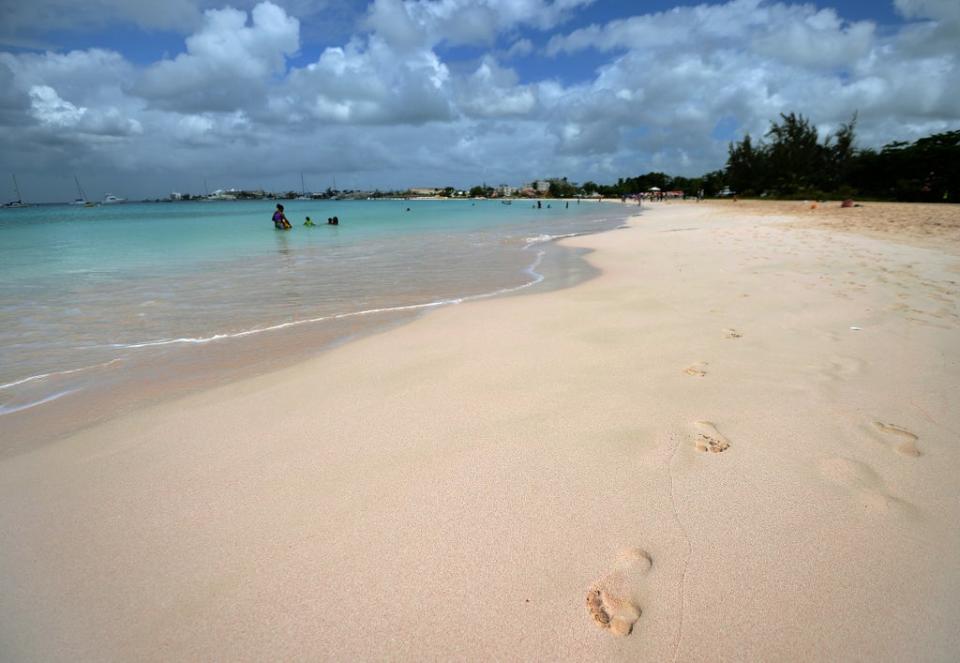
[524, 231, 583, 248]
[0, 389, 78, 415]
[0, 358, 124, 391]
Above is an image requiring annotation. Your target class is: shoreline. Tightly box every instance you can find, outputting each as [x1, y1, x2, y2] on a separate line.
[0, 215, 621, 456]
[1, 201, 958, 660]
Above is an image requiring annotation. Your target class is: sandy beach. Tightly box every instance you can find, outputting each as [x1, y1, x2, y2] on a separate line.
[2, 201, 959, 661]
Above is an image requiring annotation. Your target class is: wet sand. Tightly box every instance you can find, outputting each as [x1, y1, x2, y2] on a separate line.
[1, 201, 958, 661]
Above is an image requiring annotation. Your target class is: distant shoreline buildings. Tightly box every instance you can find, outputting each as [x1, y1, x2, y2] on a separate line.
[159, 177, 602, 203]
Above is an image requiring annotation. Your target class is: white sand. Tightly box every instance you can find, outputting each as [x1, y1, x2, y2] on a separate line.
[2, 202, 959, 661]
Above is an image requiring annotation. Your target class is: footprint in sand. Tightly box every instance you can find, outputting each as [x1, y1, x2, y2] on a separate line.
[818, 456, 911, 514]
[873, 421, 922, 457]
[724, 328, 743, 339]
[684, 362, 708, 377]
[821, 355, 865, 381]
[586, 548, 652, 637]
[694, 421, 731, 453]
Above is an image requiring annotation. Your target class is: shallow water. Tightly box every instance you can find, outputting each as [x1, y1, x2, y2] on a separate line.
[0, 198, 634, 449]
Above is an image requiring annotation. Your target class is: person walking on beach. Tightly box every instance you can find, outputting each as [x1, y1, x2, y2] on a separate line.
[273, 204, 291, 230]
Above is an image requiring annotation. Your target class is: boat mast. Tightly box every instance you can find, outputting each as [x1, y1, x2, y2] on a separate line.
[301, 171, 306, 197]
[74, 175, 87, 202]
[12, 174, 23, 203]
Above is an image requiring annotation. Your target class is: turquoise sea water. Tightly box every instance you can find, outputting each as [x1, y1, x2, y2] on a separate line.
[0, 199, 630, 430]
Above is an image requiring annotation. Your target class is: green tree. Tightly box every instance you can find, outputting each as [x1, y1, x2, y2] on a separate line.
[726, 134, 763, 195]
[701, 170, 727, 197]
[765, 112, 827, 195]
[468, 185, 495, 198]
[548, 177, 577, 198]
[855, 130, 960, 202]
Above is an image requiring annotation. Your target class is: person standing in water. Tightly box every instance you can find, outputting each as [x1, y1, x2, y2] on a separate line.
[272, 204, 291, 230]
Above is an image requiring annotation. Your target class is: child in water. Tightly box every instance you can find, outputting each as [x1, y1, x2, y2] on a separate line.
[304, 216, 315, 226]
[272, 204, 291, 229]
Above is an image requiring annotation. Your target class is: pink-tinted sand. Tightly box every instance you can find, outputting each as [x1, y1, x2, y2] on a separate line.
[2, 201, 958, 660]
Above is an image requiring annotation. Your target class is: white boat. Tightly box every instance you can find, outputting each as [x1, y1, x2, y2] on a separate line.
[102, 193, 126, 204]
[71, 176, 96, 206]
[3, 174, 30, 208]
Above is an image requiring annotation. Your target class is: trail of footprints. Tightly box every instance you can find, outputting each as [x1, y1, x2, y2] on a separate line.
[585, 420, 729, 638]
[682, 327, 741, 378]
[616, 330, 924, 634]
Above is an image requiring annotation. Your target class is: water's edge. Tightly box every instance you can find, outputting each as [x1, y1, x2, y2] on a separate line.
[0, 211, 637, 456]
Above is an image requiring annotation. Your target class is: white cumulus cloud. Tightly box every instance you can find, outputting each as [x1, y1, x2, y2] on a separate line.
[136, 2, 300, 112]
[29, 85, 142, 136]
[282, 35, 453, 124]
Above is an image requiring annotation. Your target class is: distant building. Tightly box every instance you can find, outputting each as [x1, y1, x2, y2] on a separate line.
[169, 192, 183, 201]
[497, 184, 516, 197]
[531, 180, 551, 193]
[208, 188, 239, 200]
[409, 187, 440, 197]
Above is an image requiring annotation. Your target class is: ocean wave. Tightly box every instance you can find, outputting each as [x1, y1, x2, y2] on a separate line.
[523, 232, 584, 248]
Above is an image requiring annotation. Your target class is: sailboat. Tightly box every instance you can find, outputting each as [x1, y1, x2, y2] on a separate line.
[71, 176, 96, 207]
[296, 172, 310, 200]
[3, 174, 29, 208]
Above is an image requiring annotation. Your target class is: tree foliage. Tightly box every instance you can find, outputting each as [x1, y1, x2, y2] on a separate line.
[468, 185, 494, 197]
[722, 112, 958, 201]
[547, 177, 578, 198]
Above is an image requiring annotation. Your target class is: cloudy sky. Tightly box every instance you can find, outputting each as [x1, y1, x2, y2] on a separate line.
[1, 0, 958, 201]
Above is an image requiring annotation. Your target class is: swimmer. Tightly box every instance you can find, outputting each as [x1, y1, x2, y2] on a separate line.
[304, 216, 315, 227]
[272, 204, 291, 230]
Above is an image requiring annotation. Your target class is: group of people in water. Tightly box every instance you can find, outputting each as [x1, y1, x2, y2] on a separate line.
[272, 204, 338, 230]
[532, 200, 572, 209]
